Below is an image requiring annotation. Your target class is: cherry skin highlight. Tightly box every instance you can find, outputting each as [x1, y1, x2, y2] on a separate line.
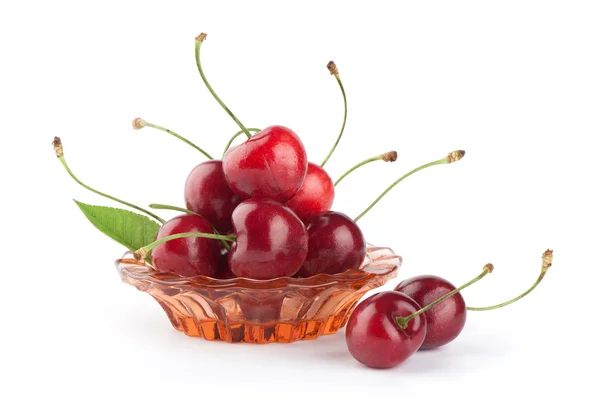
[284, 162, 335, 221]
[184, 160, 241, 233]
[394, 275, 467, 350]
[296, 211, 366, 277]
[222, 125, 308, 202]
[345, 291, 426, 369]
[151, 214, 221, 278]
[228, 198, 309, 280]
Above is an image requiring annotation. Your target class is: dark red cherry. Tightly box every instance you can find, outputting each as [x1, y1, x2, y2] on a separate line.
[222, 125, 308, 202]
[284, 162, 335, 221]
[228, 198, 308, 280]
[345, 291, 426, 369]
[296, 211, 366, 278]
[184, 160, 241, 233]
[394, 275, 466, 350]
[151, 214, 221, 278]
[215, 252, 237, 280]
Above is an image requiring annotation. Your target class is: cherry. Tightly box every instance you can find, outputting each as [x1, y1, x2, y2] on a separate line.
[223, 125, 308, 202]
[284, 162, 335, 221]
[184, 160, 241, 233]
[228, 198, 308, 280]
[150, 214, 221, 278]
[296, 211, 366, 277]
[394, 275, 466, 350]
[346, 264, 494, 368]
[345, 291, 426, 369]
[215, 252, 237, 280]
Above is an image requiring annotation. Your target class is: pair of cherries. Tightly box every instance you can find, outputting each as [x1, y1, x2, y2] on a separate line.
[346, 249, 553, 369]
[149, 125, 365, 280]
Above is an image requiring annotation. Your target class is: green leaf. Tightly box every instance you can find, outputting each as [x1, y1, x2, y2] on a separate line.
[73, 200, 161, 253]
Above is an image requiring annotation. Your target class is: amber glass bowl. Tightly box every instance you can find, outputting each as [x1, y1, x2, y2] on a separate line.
[116, 245, 401, 344]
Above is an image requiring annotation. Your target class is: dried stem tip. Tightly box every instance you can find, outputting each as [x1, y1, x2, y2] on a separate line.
[483, 263, 495, 273]
[52, 136, 64, 158]
[542, 249, 553, 272]
[133, 248, 147, 262]
[196, 32, 207, 42]
[381, 151, 398, 162]
[447, 150, 466, 163]
[132, 118, 148, 130]
[327, 61, 339, 76]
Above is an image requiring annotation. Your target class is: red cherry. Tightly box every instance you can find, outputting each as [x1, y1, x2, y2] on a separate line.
[228, 198, 308, 280]
[222, 125, 308, 202]
[284, 162, 335, 221]
[394, 275, 466, 350]
[184, 160, 241, 233]
[151, 214, 221, 278]
[296, 211, 366, 277]
[215, 252, 237, 280]
[345, 291, 426, 369]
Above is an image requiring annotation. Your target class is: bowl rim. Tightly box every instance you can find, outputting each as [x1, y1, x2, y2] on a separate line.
[116, 243, 401, 290]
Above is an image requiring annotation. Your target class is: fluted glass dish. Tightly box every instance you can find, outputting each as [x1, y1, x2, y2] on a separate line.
[116, 244, 401, 344]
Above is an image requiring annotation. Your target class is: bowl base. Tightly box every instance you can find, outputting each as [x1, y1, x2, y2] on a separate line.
[160, 297, 360, 343]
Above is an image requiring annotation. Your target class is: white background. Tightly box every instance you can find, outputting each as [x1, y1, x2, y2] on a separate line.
[1, 1, 599, 410]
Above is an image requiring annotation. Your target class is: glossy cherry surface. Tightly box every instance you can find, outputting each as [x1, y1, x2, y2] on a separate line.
[297, 211, 366, 278]
[228, 198, 308, 280]
[184, 160, 241, 233]
[284, 162, 335, 221]
[222, 125, 308, 202]
[345, 291, 426, 369]
[151, 214, 221, 278]
[394, 275, 467, 350]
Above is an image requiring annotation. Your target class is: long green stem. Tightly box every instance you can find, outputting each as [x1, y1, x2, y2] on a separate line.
[334, 151, 397, 186]
[321, 61, 347, 168]
[134, 231, 236, 261]
[467, 249, 553, 311]
[354, 150, 465, 222]
[195, 33, 250, 138]
[396, 264, 494, 329]
[52, 137, 165, 224]
[222, 128, 262, 157]
[133, 118, 212, 159]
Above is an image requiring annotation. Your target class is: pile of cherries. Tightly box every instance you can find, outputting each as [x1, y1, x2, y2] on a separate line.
[54, 32, 553, 370]
[141, 123, 366, 281]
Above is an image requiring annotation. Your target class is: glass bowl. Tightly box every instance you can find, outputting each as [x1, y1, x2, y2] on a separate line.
[116, 244, 401, 344]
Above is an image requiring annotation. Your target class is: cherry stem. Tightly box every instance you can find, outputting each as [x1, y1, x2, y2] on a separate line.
[195, 33, 251, 138]
[396, 263, 495, 329]
[354, 150, 465, 222]
[334, 151, 397, 186]
[132, 118, 213, 159]
[321, 61, 347, 168]
[467, 249, 553, 311]
[134, 231, 236, 261]
[222, 128, 262, 157]
[149, 203, 199, 215]
[148, 204, 232, 251]
[52, 137, 166, 224]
